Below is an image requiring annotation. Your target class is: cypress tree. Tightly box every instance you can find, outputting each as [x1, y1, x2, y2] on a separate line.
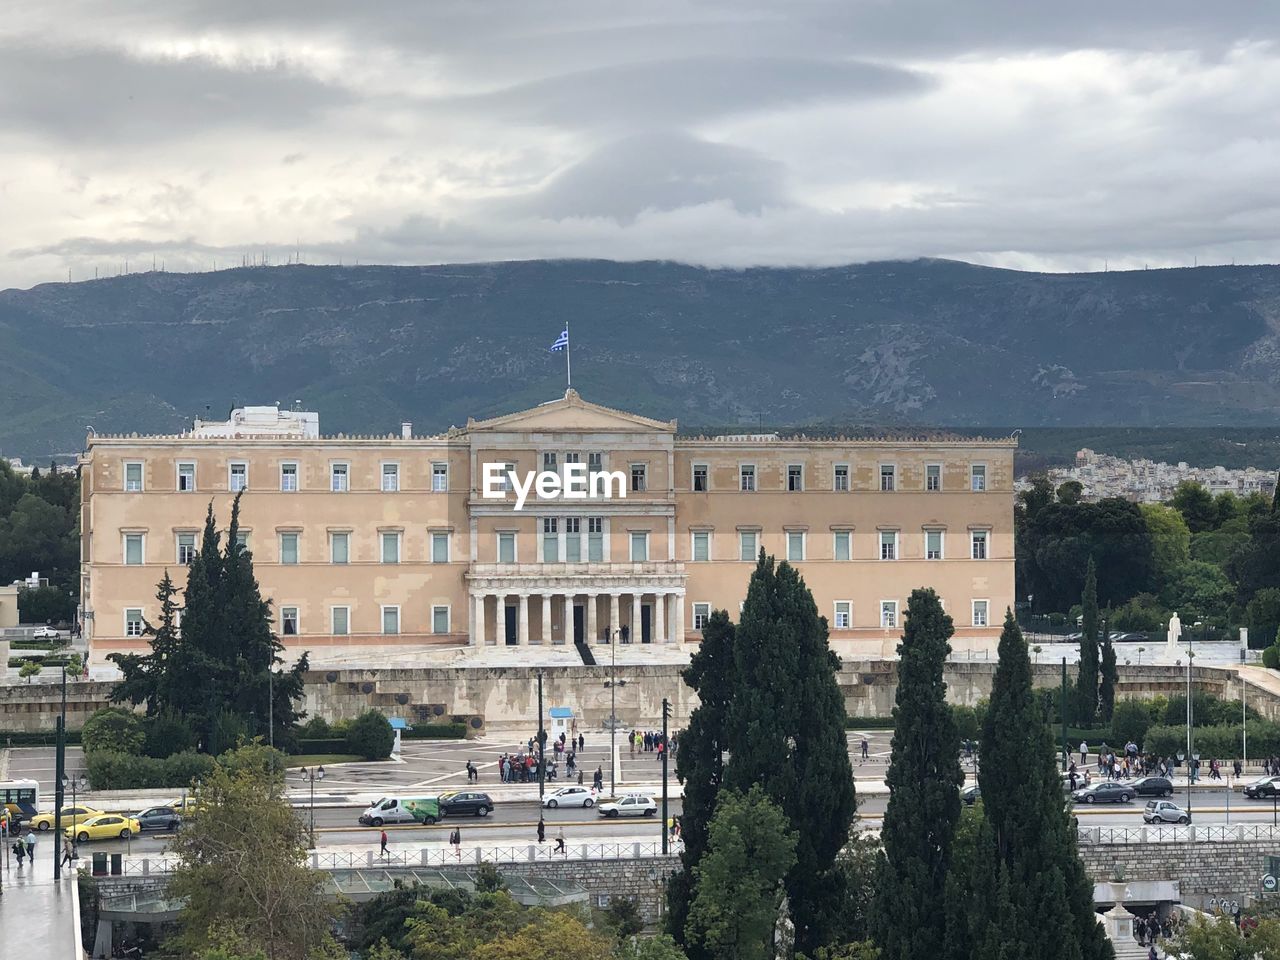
[110, 570, 183, 716]
[1076, 557, 1099, 725]
[721, 555, 855, 956]
[668, 610, 736, 956]
[875, 588, 963, 960]
[1099, 622, 1117, 722]
[972, 610, 1114, 960]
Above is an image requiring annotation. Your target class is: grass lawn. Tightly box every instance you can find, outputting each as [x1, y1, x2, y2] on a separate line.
[286, 754, 366, 767]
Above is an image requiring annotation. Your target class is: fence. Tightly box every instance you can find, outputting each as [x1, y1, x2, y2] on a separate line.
[1077, 824, 1280, 845]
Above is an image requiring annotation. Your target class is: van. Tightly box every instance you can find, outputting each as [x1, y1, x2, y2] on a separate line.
[358, 796, 442, 826]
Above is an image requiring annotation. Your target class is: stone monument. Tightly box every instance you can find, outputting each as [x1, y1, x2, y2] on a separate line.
[1166, 611, 1182, 657]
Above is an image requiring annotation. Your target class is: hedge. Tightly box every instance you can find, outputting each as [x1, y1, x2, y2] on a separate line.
[0, 729, 82, 746]
[8, 657, 71, 668]
[85, 749, 217, 790]
[9, 639, 53, 650]
[1142, 720, 1280, 761]
[844, 717, 896, 730]
[294, 738, 349, 755]
[403, 723, 467, 740]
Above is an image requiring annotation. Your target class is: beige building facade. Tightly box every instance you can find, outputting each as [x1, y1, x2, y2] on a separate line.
[79, 391, 1016, 664]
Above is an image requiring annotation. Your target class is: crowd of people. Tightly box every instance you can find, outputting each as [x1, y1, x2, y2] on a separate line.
[1071, 740, 1242, 785]
[628, 729, 676, 758]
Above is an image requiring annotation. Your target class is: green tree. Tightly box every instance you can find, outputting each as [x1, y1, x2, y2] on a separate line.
[18, 659, 41, 683]
[1099, 621, 1117, 723]
[112, 570, 186, 717]
[1248, 588, 1280, 650]
[81, 706, 145, 755]
[720, 554, 856, 955]
[17, 585, 75, 624]
[1141, 503, 1191, 590]
[968, 611, 1113, 960]
[874, 589, 963, 960]
[1162, 913, 1280, 958]
[346, 710, 395, 760]
[1110, 700, 1155, 747]
[825, 834, 881, 948]
[686, 786, 798, 960]
[615, 935, 690, 960]
[167, 746, 340, 959]
[0, 493, 79, 596]
[1056, 480, 1084, 505]
[1172, 480, 1218, 533]
[1163, 561, 1234, 625]
[1077, 558, 1099, 726]
[1226, 478, 1280, 606]
[668, 610, 736, 954]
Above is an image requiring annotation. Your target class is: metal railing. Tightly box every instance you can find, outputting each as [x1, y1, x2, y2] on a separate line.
[1076, 824, 1280, 845]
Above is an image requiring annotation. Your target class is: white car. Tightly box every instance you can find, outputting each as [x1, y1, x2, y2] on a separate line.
[597, 794, 658, 818]
[32, 627, 61, 639]
[542, 786, 595, 809]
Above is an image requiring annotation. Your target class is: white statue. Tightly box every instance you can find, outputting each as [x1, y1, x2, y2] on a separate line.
[1167, 612, 1182, 646]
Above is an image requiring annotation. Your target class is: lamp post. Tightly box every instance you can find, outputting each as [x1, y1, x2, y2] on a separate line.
[603, 629, 626, 795]
[661, 698, 671, 854]
[299, 766, 325, 848]
[62, 772, 88, 858]
[53, 663, 67, 879]
[536, 671, 546, 803]
[1188, 624, 1196, 822]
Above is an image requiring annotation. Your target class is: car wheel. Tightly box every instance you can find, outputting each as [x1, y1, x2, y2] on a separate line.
[607, 810, 619, 818]
[169, 820, 179, 831]
[37, 821, 49, 831]
[584, 798, 594, 808]
[644, 809, 655, 817]
[547, 799, 558, 809]
[1164, 789, 1173, 798]
[78, 832, 89, 843]
[120, 829, 132, 839]
[1120, 794, 1131, 803]
[1178, 816, 1190, 824]
[425, 816, 437, 825]
[1085, 795, 1095, 804]
[372, 817, 384, 827]
[476, 806, 490, 817]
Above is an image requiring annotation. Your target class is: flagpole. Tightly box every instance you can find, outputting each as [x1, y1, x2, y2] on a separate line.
[565, 321, 572, 390]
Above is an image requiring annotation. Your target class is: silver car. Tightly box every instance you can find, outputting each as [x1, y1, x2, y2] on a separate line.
[1143, 799, 1190, 824]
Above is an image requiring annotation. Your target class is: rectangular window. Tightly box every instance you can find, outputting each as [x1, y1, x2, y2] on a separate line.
[630, 463, 647, 492]
[542, 518, 559, 563]
[834, 464, 849, 492]
[381, 531, 401, 564]
[281, 606, 299, 636]
[330, 532, 350, 564]
[177, 532, 196, 565]
[124, 461, 143, 492]
[971, 530, 989, 560]
[499, 462, 516, 492]
[972, 600, 989, 627]
[543, 451, 558, 471]
[693, 602, 711, 631]
[565, 517, 582, 563]
[564, 452, 580, 466]
[926, 464, 941, 492]
[692, 530, 710, 562]
[177, 462, 196, 492]
[739, 464, 756, 492]
[280, 462, 298, 492]
[381, 606, 400, 635]
[280, 532, 299, 565]
[787, 531, 805, 562]
[125, 608, 145, 637]
[630, 531, 649, 562]
[739, 530, 758, 561]
[787, 465, 803, 492]
[432, 462, 448, 492]
[834, 531, 851, 562]
[879, 531, 898, 561]
[432, 605, 450, 635]
[880, 601, 898, 629]
[926, 529, 943, 560]
[834, 601, 852, 630]
[498, 532, 516, 564]
[693, 464, 708, 492]
[236, 531, 250, 549]
[331, 606, 350, 636]
[971, 464, 987, 492]
[588, 452, 602, 472]
[880, 464, 896, 491]
[330, 463, 348, 492]
[229, 462, 248, 492]
[124, 533, 144, 566]
[588, 518, 604, 562]
[431, 532, 450, 564]
[382, 462, 400, 492]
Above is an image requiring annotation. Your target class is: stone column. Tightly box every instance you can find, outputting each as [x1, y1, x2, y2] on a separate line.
[674, 592, 685, 643]
[609, 593, 621, 643]
[565, 593, 576, 644]
[473, 593, 486, 646]
[518, 593, 530, 645]
[541, 593, 552, 645]
[587, 592, 599, 644]
[654, 593, 666, 643]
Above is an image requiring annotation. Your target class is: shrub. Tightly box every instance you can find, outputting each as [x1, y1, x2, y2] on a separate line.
[143, 711, 198, 759]
[952, 705, 981, 742]
[294, 738, 349, 755]
[82, 707, 144, 755]
[297, 716, 331, 739]
[85, 749, 216, 790]
[218, 742, 287, 778]
[163, 750, 218, 787]
[843, 717, 896, 730]
[1265, 644, 1280, 670]
[18, 661, 42, 683]
[209, 709, 249, 756]
[345, 710, 394, 760]
[402, 723, 468, 740]
[1111, 700, 1158, 747]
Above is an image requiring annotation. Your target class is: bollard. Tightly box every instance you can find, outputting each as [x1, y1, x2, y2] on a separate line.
[110, 853, 122, 876]
[91, 852, 107, 876]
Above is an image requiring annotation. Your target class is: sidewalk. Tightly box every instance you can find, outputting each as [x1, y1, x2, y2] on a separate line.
[0, 837, 81, 958]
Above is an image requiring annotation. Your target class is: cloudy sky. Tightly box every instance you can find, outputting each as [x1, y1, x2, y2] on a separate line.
[3, 1, 1279, 290]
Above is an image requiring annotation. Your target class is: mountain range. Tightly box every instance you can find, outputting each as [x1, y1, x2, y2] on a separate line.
[3, 258, 1280, 461]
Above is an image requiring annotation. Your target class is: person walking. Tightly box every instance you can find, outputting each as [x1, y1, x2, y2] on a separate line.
[860, 736, 869, 761]
[24, 830, 35, 863]
[1079, 740, 1088, 765]
[466, 760, 477, 783]
[536, 817, 546, 844]
[379, 829, 389, 859]
[577, 733, 585, 752]
[12, 838, 25, 868]
[61, 836, 74, 869]
[450, 827, 462, 862]
[594, 766, 604, 792]
[629, 731, 636, 756]
[554, 828, 566, 856]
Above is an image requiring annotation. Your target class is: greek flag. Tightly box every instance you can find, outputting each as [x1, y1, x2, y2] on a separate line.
[549, 328, 569, 352]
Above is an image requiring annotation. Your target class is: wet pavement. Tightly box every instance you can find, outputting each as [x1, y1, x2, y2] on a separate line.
[0, 835, 81, 958]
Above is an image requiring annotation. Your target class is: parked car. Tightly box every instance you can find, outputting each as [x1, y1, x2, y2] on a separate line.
[32, 626, 61, 639]
[437, 791, 494, 818]
[1244, 776, 1280, 799]
[134, 806, 181, 831]
[1144, 799, 1190, 824]
[543, 786, 595, 809]
[66, 814, 142, 842]
[961, 785, 980, 806]
[358, 796, 441, 826]
[28, 805, 104, 831]
[1072, 782, 1134, 804]
[1128, 776, 1175, 798]
[597, 794, 658, 818]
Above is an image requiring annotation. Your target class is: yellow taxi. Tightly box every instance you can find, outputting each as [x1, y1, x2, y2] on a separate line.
[65, 813, 142, 842]
[28, 805, 105, 831]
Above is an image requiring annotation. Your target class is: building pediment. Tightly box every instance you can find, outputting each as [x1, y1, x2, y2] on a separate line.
[466, 389, 676, 435]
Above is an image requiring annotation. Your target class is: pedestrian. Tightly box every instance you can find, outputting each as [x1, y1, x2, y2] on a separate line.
[12, 838, 24, 867]
[25, 830, 35, 863]
[1147, 947, 1156, 960]
[594, 766, 604, 791]
[466, 760, 477, 783]
[450, 827, 462, 861]
[860, 736, 869, 761]
[61, 836, 74, 868]
[537, 817, 546, 844]
[1080, 740, 1088, 765]
[621, 624, 630, 643]
[379, 829, 389, 858]
[554, 828, 566, 856]
[578, 733, 585, 752]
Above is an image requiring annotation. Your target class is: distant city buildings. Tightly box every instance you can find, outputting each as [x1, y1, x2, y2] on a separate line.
[1020, 448, 1277, 502]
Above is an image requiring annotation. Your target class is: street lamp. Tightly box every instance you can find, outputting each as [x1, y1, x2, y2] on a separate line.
[602, 629, 627, 795]
[1187, 624, 1197, 821]
[61, 772, 88, 857]
[299, 766, 325, 848]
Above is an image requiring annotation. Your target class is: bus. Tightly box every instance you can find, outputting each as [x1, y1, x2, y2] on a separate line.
[0, 778, 40, 829]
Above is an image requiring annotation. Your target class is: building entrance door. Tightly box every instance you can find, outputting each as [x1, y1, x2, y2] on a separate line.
[641, 604, 652, 644]
[504, 605, 517, 645]
[573, 604, 585, 644]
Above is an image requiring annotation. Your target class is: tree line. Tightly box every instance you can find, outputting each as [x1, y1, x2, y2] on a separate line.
[0, 459, 79, 622]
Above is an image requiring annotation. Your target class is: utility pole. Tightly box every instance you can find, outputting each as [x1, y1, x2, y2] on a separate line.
[537, 671, 546, 803]
[661, 698, 671, 854]
[54, 666, 67, 879]
[1060, 657, 1068, 772]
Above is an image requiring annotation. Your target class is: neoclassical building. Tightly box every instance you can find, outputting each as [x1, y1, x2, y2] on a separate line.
[79, 390, 1016, 664]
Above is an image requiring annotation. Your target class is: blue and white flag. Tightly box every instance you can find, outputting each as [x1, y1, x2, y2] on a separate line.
[549, 328, 569, 352]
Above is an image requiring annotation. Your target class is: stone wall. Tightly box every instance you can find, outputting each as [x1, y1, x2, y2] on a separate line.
[503, 854, 682, 921]
[1078, 839, 1275, 910]
[0, 677, 115, 731]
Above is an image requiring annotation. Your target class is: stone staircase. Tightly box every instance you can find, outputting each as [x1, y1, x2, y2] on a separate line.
[574, 640, 597, 666]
